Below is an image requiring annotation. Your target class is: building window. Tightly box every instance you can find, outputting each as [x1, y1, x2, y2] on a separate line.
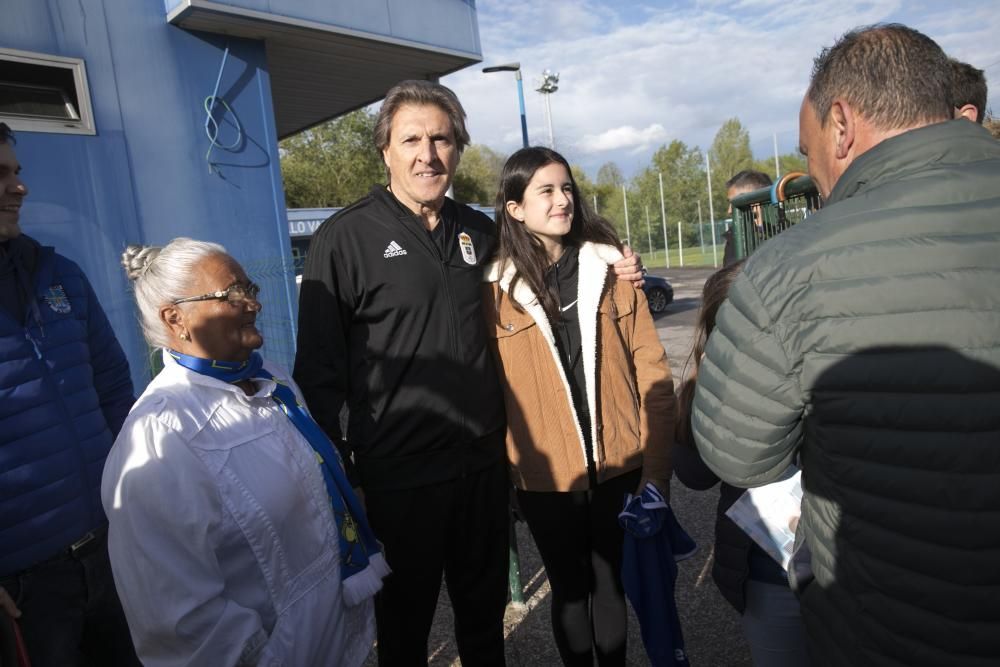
[0, 47, 96, 135]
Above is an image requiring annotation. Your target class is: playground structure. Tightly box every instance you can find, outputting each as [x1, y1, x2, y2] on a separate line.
[728, 172, 822, 260]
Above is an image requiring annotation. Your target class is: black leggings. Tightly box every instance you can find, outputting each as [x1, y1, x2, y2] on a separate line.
[516, 469, 640, 667]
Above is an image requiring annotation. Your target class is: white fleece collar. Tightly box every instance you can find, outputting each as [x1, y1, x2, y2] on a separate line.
[484, 242, 624, 464]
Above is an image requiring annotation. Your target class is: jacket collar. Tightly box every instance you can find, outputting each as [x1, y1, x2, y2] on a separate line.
[484, 242, 623, 297]
[827, 120, 1000, 205]
[160, 348, 276, 399]
[484, 242, 624, 454]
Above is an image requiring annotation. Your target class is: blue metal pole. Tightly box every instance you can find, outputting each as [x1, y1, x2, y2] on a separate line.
[515, 71, 529, 148]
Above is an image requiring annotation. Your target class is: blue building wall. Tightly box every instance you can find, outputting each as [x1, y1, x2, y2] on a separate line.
[4, 1, 310, 388]
[4, 0, 482, 391]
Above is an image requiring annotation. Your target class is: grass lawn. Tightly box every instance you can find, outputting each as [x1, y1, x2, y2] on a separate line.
[639, 245, 723, 269]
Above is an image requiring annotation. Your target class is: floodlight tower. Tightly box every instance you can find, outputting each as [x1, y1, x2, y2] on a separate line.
[535, 69, 559, 149]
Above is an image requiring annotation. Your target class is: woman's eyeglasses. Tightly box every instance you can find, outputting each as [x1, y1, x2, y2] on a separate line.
[173, 282, 261, 305]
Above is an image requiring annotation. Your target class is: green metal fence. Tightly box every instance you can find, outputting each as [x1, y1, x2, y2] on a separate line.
[729, 173, 822, 260]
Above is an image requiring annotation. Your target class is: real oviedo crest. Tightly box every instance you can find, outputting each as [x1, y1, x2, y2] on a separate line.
[44, 284, 71, 314]
[458, 232, 477, 265]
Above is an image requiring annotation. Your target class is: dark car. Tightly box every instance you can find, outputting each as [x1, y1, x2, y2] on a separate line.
[641, 272, 674, 314]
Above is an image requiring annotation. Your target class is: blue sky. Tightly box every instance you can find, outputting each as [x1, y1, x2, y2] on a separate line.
[440, 0, 1000, 178]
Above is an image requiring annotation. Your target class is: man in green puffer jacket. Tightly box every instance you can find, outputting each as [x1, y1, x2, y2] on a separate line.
[691, 23, 1000, 667]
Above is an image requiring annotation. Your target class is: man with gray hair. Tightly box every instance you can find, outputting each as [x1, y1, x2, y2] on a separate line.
[692, 24, 1000, 666]
[295, 80, 642, 664]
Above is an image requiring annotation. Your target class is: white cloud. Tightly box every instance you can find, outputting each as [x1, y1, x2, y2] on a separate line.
[579, 124, 669, 153]
[446, 0, 1000, 178]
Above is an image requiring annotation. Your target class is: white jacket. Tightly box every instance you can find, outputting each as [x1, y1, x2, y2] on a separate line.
[101, 351, 374, 667]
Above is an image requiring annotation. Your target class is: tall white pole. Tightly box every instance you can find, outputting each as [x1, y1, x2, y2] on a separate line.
[677, 220, 684, 267]
[645, 205, 654, 258]
[543, 94, 555, 149]
[622, 184, 631, 247]
[705, 153, 719, 268]
[773, 132, 781, 179]
[658, 172, 670, 269]
[592, 193, 598, 214]
[697, 200, 704, 251]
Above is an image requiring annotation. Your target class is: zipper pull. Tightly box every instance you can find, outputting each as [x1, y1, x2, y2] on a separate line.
[25, 329, 42, 360]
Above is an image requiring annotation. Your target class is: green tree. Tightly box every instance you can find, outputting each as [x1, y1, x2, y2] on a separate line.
[590, 162, 626, 238]
[987, 116, 1000, 140]
[453, 144, 507, 205]
[630, 140, 707, 252]
[596, 162, 625, 189]
[751, 153, 808, 181]
[708, 117, 753, 217]
[279, 109, 385, 208]
[571, 165, 601, 214]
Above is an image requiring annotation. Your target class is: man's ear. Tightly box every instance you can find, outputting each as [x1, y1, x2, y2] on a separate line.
[506, 200, 524, 222]
[957, 104, 979, 123]
[829, 99, 855, 160]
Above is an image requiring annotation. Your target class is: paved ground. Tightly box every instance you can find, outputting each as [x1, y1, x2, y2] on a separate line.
[366, 266, 752, 666]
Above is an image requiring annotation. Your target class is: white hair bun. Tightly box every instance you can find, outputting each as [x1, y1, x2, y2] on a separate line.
[122, 244, 162, 282]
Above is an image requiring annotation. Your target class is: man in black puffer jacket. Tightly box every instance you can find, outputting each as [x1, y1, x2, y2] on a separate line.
[692, 24, 1000, 667]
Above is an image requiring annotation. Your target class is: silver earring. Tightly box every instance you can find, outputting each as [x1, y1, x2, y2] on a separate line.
[180, 332, 190, 341]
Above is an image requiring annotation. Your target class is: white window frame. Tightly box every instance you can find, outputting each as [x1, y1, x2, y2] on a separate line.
[0, 47, 96, 136]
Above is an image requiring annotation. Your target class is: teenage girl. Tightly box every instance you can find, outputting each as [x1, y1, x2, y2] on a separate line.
[483, 146, 675, 666]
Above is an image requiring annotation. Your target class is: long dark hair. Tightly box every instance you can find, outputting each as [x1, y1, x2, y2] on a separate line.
[676, 260, 745, 445]
[494, 147, 620, 322]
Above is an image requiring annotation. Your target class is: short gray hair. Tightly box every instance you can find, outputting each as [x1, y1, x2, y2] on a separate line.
[373, 80, 470, 155]
[122, 237, 227, 348]
[807, 24, 952, 130]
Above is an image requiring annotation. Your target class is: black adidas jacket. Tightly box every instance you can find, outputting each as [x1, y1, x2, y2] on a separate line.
[294, 186, 506, 491]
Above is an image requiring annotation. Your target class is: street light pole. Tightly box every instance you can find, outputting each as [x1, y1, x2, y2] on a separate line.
[535, 69, 559, 149]
[482, 62, 529, 148]
[515, 70, 529, 149]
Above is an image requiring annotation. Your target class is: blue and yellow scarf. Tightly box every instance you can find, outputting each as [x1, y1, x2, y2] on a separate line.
[168, 350, 389, 605]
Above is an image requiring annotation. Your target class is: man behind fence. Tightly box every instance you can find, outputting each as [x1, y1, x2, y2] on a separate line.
[691, 24, 1000, 667]
[722, 170, 772, 266]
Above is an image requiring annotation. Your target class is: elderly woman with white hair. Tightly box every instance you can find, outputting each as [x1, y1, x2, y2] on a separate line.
[101, 238, 388, 667]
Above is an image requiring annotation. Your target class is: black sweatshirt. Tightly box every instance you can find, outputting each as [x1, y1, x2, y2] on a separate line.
[544, 245, 596, 484]
[293, 186, 506, 491]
